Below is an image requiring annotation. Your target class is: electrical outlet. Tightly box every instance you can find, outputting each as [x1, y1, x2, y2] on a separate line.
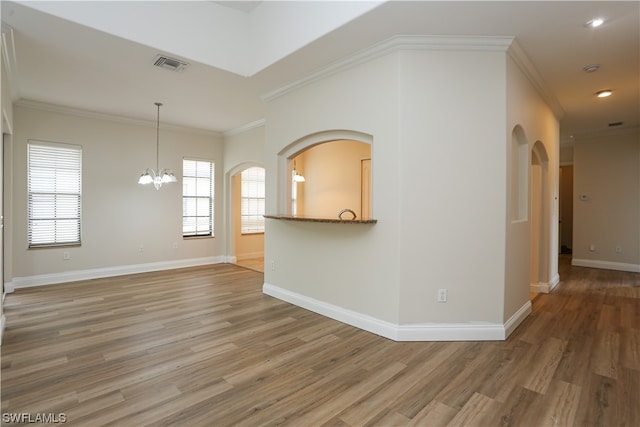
[63, 251, 70, 260]
[437, 289, 447, 303]
[271, 260, 276, 271]
[615, 245, 622, 253]
[172, 242, 179, 249]
[138, 244, 144, 253]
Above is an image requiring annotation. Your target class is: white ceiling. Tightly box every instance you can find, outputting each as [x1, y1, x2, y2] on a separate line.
[2, 1, 638, 143]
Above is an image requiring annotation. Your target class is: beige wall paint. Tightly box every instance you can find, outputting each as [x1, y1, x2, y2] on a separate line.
[2, 52, 14, 288]
[559, 165, 573, 251]
[573, 129, 640, 270]
[1, 48, 10, 334]
[223, 125, 265, 171]
[504, 54, 559, 320]
[223, 124, 265, 261]
[11, 105, 224, 279]
[265, 52, 401, 324]
[231, 173, 264, 259]
[396, 49, 508, 324]
[295, 139, 370, 219]
[264, 43, 550, 331]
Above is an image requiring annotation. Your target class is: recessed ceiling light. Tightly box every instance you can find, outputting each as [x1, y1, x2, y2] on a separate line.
[596, 89, 613, 98]
[586, 18, 604, 28]
[583, 64, 600, 73]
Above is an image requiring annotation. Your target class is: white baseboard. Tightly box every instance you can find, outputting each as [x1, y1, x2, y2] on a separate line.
[530, 282, 545, 293]
[10, 256, 225, 289]
[530, 273, 561, 294]
[504, 301, 532, 338]
[572, 258, 640, 273]
[263, 283, 531, 341]
[0, 314, 5, 345]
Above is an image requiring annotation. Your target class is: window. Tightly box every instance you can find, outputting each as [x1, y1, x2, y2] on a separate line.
[240, 167, 265, 233]
[183, 159, 214, 237]
[27, 141, 82, 247]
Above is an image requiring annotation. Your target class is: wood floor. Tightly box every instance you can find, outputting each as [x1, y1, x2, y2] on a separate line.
[234, 257, 264, 273]
[1, 258, 638, 426]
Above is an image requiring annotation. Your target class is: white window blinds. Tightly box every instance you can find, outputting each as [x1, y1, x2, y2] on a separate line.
[183, 159, 214, 237]
[27, 141, 82, 247]
[240, 167, 265, 234]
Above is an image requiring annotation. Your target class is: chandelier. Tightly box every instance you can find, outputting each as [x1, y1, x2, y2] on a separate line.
[138, 102, 177, 190]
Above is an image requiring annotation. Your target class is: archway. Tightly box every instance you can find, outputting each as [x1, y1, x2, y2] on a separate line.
[225, 162, 265, 271]
[530, 141, 550, 291]
[277, 130, 373, 217]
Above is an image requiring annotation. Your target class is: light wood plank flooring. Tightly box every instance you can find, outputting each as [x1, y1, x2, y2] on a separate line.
[234, 257, 264, 273]
[1, 258, 638, 426]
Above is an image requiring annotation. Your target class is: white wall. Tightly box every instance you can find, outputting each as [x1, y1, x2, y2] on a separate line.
[10, 104, 224, 285]
[2, 50, 14, 288]
[504, 54, 560, 320]
[223, 124, 265, 260]
[1, 36, 12, 341]
[573, 128, 640, 272]
[265, 52, 402, 325]
[396, 49, 508, 325]
[223, 124, 265, 170]
[264, 38, 550, 340]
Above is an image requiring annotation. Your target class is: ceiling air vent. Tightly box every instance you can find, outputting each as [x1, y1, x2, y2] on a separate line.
[153, 55, 189, 72]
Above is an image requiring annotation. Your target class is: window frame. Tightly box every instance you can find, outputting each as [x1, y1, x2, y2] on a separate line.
[27, 140, 82, 248]
[182, 158, 215, 238]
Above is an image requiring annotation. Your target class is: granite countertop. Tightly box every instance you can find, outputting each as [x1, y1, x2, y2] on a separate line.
[264, 215, 377, 224]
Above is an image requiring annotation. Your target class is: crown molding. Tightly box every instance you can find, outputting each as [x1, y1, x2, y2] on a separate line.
[507, 39, 565, 120]
[224, 118, 266, 137]
[14, 99, 223, 137]
[262, 34, 515, 103]
[1, 25, 20, 101]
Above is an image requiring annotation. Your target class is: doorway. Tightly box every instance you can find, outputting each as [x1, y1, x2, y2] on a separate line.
[230, 165, 265, 273]
[559, 165, 573, 255]
[530, 141, 550, 290]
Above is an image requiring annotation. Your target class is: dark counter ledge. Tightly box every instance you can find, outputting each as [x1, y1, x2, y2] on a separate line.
[264, 215, 378, 224]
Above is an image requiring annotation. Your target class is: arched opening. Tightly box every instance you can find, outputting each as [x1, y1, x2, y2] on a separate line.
[530, 141, 550, 291]
[277, 130, 373, 219]
[511, 125, 528, 221]
[225, 162, 265, 272]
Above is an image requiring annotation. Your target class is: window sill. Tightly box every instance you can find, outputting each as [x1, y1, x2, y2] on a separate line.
[183, 235, 215, 240]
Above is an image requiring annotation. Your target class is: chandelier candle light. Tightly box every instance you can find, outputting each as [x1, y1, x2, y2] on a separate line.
[138, 102, 178, 190]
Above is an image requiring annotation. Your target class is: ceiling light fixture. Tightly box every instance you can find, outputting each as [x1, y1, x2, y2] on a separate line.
[596, 89, 612, 98]
[585, 18, 604, 28]
[138, 102, 178, 190]
[292, 160, 305, 183]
